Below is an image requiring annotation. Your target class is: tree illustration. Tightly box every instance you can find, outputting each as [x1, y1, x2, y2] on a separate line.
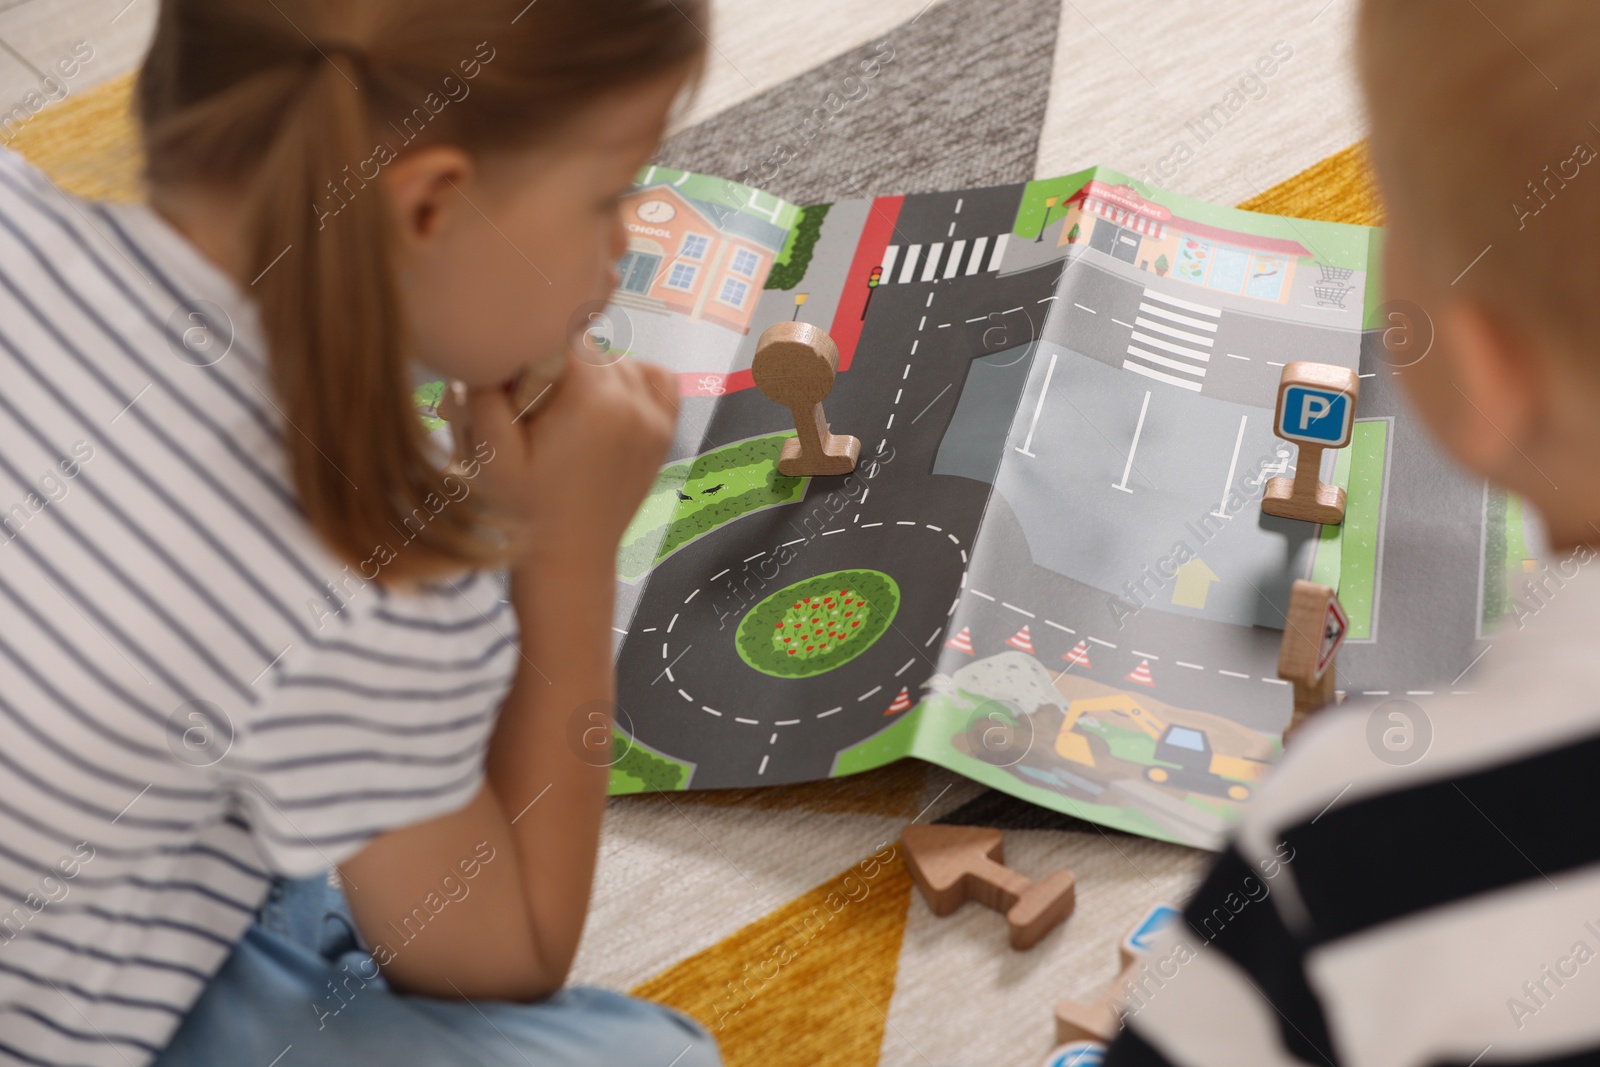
[1154, 253, 1170, 276]
[1066, 223, 1081, 243]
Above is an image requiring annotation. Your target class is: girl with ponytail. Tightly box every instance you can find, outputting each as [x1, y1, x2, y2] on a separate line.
[0, 0, 716, 1063]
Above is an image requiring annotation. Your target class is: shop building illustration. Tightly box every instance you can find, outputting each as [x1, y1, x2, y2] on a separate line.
[1056, 180, 1319, 305]
[613, 185, 789, 335]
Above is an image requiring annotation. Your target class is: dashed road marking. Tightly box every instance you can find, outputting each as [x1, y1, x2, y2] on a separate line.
[1074, 303, 1096, 314]
[702, 706, 722, 716]
[1219, 669, 1250, 679]
[858, 685, 883, 701]
[818, 706, 842, 718]
[895, 659, 916, 676]
[1043, 619, 1075, 634]
[1087, 636, 1116, 648]
[971, 589, 996, 601]
[1176, 661, 1204, 670]
[1002, 602, 1036, 618]
[1129, 650, 1159, 659]
[678, 688, 693, 702]
[735, 717, 759, 725]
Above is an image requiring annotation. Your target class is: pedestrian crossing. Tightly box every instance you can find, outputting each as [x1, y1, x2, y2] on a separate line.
[879, 232, 1011, 284]
[1121, 287, 1220, 392]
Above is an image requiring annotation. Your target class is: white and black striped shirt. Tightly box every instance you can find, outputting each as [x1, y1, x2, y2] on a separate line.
[0, 147, 516, 1066]
[1108, 554, 1600, 1067]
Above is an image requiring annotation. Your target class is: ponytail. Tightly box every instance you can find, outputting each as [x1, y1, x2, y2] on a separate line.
[239, 51, 502, 581]
[135, 0, 707, 584]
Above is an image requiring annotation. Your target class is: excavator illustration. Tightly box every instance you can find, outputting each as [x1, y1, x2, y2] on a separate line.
[1053, 695, 1266, 802]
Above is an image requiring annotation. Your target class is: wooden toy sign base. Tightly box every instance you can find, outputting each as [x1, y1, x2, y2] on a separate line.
[1261, 462, 1347, 525]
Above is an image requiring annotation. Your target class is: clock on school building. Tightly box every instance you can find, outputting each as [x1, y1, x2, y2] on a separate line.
[636, 198, 676, 224]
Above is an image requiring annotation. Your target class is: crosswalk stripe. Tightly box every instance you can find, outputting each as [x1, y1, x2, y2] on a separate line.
[965, 236, 989, 276]
[1133, 316, 1216, 347]
[943, 239, 967, 279]
[875, 235, 1013, 284]
[1126, 345, 1208, 377]
[899, 244, 922, 284]
[1142, 286, 1221, 317]
[1123, 359, 1204, 391]
[987, 232, 1011, 271]
[880, 245, 900, 281]
[1130, 330, 1212, 362]
[1137, 301, 1218, 332]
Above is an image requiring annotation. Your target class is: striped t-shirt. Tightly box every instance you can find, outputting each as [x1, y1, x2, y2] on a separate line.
[1107, 552, 1600, 1067]
[0, 147, 517, 1066]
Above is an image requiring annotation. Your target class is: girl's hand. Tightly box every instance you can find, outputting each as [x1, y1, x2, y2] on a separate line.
[444, 351, 680, 566]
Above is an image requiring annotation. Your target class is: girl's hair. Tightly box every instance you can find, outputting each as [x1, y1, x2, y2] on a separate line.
[136, 0, 706, 582]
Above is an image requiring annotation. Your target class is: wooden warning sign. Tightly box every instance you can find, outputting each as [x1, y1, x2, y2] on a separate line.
[1279, 579, 1346, 742]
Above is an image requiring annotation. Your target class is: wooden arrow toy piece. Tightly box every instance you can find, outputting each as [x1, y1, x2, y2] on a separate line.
[900, 825, 1076, 950]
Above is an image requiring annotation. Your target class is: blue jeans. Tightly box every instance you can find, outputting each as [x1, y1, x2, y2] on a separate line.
[155, 875, 720, 1067]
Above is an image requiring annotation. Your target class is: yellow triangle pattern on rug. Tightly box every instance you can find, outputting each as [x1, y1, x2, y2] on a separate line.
[3, 72, 141, 202]
[1239, 140, 1384, 228]
[631, 843, 913, 1067]
[8, 66, 1388, 1067]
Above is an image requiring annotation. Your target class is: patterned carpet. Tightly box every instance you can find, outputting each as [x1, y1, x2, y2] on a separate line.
[7, 2, 1383, 1062]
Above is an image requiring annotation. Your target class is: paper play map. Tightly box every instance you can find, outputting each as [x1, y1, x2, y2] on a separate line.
[433, 165, 1528, 849]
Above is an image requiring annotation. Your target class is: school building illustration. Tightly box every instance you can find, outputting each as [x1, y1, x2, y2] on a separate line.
[612, 185, 790, 335]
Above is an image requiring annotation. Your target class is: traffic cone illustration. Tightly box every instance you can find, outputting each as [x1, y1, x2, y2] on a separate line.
[1125, 659, 1156, 687]
[1063, 640, 1092, 668]
[885, 686, 913, 715]
[1006, 626, 1035, 654]
[945, 627, 975, 655]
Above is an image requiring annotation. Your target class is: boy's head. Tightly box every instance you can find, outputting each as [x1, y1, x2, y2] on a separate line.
[1360, 0, 1600, 549]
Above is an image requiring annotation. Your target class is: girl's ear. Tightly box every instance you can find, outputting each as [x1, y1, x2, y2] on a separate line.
[1436, 299, 1546, 478]
[385, 145, 476, 247]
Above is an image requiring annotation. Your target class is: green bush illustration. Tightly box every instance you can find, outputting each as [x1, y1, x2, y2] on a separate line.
[616, 434, 805, 582]
[766, 203, 832, 291]
[612, 737, 686, 792]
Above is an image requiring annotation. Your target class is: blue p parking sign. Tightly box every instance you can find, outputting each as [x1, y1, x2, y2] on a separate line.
[1277, 384, 1354, 448]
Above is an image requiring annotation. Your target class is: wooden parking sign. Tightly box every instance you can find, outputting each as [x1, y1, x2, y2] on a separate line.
[1263, 362, 1361, 525]
[1274, 362, 1359, 449]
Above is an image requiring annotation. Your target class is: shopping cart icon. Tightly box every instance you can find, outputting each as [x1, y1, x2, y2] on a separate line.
[1313, 264, 1355, 308]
